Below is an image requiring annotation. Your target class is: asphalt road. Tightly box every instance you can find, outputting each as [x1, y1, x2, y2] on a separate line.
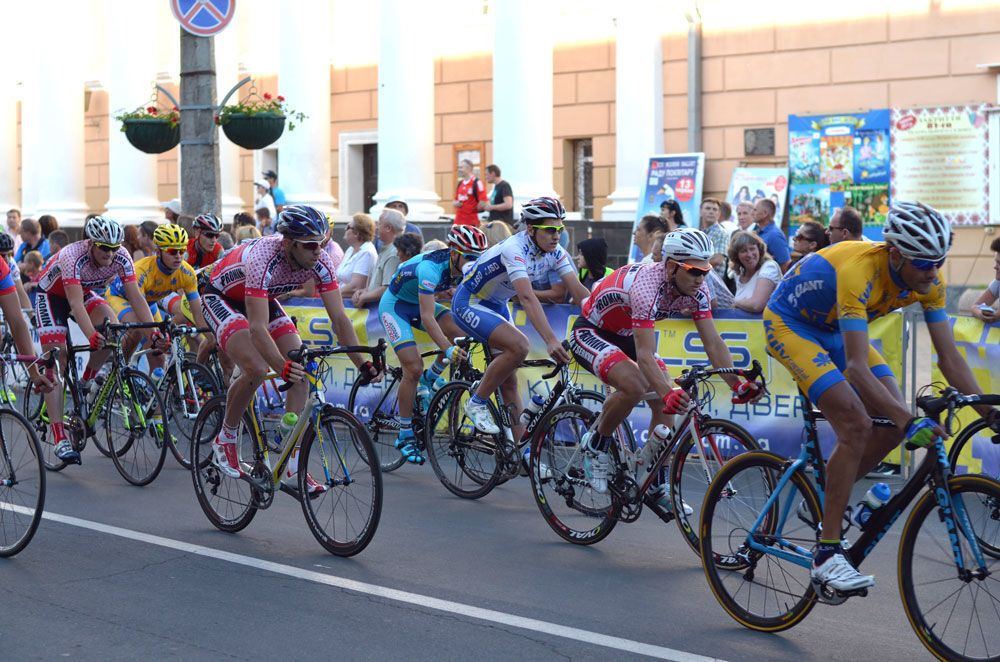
[1, 446, 938, 662]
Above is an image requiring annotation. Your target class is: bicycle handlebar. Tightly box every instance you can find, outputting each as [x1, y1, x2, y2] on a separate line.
[907, 388, 1000, 450]
[280, 339, 388, 392]
[676, 359, 766, 391]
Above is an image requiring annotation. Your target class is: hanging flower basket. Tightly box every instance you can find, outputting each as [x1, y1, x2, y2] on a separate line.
[220, 112, 286, 150]
[115, 105, 181, 154]
[122, 119, 180, 154]
[216, 89, 305, 151]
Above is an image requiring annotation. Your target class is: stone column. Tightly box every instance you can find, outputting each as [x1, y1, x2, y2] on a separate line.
[493, 0, 556, 208]
[602, 3, 664, 221]
[104, 0, 162, 223]
[0, 70, 18, 213]
[277, 0, 336, 212]
[22, 3, 88, 226]
[372, 0, 443, 221]
[216, 25, 245, 221]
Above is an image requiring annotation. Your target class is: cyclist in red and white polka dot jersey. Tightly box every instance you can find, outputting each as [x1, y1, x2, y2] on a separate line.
[35, 215, 160, 465]
[202, 206, 379, 494]
[568, 228, 763, 501]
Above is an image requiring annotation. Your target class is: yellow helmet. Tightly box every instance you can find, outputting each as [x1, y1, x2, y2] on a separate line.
[153, 223, 189, 250]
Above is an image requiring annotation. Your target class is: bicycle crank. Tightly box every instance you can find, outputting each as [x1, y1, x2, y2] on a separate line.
[610, 472, 642, 523]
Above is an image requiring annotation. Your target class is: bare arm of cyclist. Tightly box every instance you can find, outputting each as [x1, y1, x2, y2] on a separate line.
[187, 297, 216, 349]
[633, 326, 671, 400]
[245, 295, 301, 380]
[842, 328, 913, 429]
[64, 283, 99, 340]
[13, 279, 30, 309]
[693, 316, 741, 390]
[418, 292, 453, 352]
[320, 287, 371, 373]
[559, 270, 592, 308]
[512, 276, 570, 363]
[121, 280, 156, 324]
[926, 318, 993, 419]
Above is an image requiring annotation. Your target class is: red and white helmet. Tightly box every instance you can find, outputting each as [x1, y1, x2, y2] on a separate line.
[446, 225, 488, 255]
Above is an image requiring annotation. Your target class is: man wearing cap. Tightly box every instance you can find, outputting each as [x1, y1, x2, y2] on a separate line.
[254, 179, 277, 223]
[163, 199, 181, 223]
[262, 170, 286, 212]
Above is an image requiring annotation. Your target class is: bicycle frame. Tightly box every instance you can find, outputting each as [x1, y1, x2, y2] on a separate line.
[742, 392, 991, 577]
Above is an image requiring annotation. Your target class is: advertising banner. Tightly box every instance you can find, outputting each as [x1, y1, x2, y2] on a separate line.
[284, 299, 903, 459]
[788, 110, 891, 239]
[933, 316, 1000, 475]
[630, 153, 705, 262]
[725, 167, 789, 224]
[890, 104, 990, 225]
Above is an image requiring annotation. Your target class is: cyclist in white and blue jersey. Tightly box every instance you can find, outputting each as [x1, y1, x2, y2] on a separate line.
[378, 225, 487, 462]
[452, 197, 591, 435]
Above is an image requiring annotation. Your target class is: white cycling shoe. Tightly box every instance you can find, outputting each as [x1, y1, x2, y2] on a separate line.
[811, 553, 875, 592]
[464, 399, 500, 435]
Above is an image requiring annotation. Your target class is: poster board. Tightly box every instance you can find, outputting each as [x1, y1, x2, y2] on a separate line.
[725, 167, 789, 225]
[630, 153, 705, 262]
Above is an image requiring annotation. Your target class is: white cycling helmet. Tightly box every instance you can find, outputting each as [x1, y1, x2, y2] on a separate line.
[883, 201, 952, 260]
[662, 227, 712, 263]
[84, 215, 125, 245]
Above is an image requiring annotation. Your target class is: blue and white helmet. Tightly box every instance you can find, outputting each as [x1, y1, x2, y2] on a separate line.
[275, 205, 329, 238]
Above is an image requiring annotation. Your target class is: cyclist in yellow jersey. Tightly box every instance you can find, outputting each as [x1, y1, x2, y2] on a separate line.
[764, 201, 997, 593]
[107, 224, 214, 370]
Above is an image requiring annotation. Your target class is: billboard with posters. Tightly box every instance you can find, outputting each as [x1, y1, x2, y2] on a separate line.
[788, 110, 891, 239]
[725, 167, 789, 225]
[630, 153, 705, 262]
[890, 104, 990, 225]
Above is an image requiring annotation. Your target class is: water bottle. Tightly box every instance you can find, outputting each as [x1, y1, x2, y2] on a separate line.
[519, 394, 546, 426]
[638, 424, 673, 473]
[151, 367, 165, 384]
[853, 482, 891, 528]
[274, 412, 298, 447]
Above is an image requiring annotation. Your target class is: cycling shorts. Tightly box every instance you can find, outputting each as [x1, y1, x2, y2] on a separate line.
[201, 289, 296, 352]
[451, 283, 512, 344]
[107, 294, 164, 323]
[763, 307, 894, 403]
[567, 316, 667, 384]
[35, 290, 109, 346]
[378, 295, 448, 351]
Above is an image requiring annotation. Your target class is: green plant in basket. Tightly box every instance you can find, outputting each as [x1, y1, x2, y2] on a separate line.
[115, 105, 180, 131]
[215, 92, 306, 130]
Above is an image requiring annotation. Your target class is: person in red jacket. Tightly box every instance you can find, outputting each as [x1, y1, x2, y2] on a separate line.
[187, 214, 224, 268]
[452, 159, 487, 226]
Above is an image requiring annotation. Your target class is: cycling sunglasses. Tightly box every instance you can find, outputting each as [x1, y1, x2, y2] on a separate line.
[910, 256, 946, 271]
[531, 224, 565, 233]
[201, 231, 220, 239]
[162, 248, 187, 256]
[672, 260, 712, 277]
[292, 238, 329, 251]
[94, 242, 121, 253]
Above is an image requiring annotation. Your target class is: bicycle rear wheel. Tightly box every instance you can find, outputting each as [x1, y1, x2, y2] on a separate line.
[669, 418, 759, 556]
[424, 381, 502, 499]
[0, 408, 45, 557]
[700, 451, 820, 632]
[529, 404, 620, 545]
[299, 406, 383, 556]
[348, 370, 405, 473]
[190, 396, 258, 533]
[898, 474, 1000, 662]
[106, 369, 169, 486]
[162, 362, 220, 469]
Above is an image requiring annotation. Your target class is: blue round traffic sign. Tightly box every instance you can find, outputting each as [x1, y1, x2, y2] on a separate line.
[170, 0, 236, 37]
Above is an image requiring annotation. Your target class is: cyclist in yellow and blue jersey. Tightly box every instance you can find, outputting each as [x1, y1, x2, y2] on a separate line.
[106, 224, 213, 369]
[764, 201, 997, 594]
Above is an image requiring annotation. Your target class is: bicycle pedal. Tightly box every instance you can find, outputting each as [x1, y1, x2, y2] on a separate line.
[810, 579, 869, 605]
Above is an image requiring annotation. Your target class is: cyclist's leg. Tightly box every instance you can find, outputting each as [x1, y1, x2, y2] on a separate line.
[82, 295, 115, 381]
[34, 292, 74, 460]
[852, 350, 906, 476]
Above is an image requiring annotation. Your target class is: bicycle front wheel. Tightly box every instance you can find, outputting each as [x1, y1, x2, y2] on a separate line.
[162, 362, 220, 469]
[424, 381, 502, 499]
[670, 418, 760, 555]
[106, 369, 169, 486]
[299, 406, 383, 557]
[948, 416, 1000, 480]
[190, 396, 258, 533]
[348, 370, 405, 473]
[22, 387, 66, 472]
[529, 404, 619, 545]
[700, 451, 820, 632]
[899, 474, 1000, 662]
[0, 408, 45, 557]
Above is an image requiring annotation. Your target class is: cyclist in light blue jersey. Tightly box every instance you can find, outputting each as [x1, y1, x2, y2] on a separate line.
[452, 197, 591, 436]
[378, 225, 487, 462]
